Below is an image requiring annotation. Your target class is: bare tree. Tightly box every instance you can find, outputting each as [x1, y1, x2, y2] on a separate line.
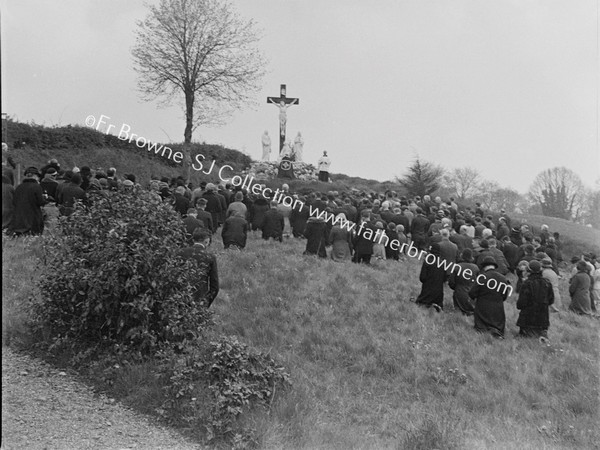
[442, 167, 481, 200]
[132, 0, 266, 164]
[528, 167, 585, 220]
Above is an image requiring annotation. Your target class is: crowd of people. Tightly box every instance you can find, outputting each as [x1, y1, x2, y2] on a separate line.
[2, 156, 599, 337]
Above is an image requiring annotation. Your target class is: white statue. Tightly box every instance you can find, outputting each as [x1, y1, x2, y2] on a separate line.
[280, 141, 293, 160]
[293, 132, 304, 162]
[269, 98, 298, 136]
[261, 130, 271, 160]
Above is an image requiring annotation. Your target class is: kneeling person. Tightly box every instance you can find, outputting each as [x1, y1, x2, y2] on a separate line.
[178, 228, 219, 307]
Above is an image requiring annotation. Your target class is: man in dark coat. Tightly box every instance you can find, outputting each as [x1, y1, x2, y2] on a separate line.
[410, 207, 430, 251]
[221, 209, 248, 249]
[249, 196, 270, 232]
[40, 168, 59, 202]
[201, 183, 223, 230]
[496, 217, 510, 241]
[516, 260, 554, 338]
[172, 186, 190, 217]
[468, 255, 511, 338]
[353, 209, 375, 264]
[177, 228, 219, 307]
[195, 198, 214, 233]
[501, 236, 519, 274]
[450, 225, 473, 253]
[182, 208, 203, 245]
[303, 216, 328, 257]
[9, 167, 46, 236]
[57, 173, 86, 216]
[262, 201, 284, 242]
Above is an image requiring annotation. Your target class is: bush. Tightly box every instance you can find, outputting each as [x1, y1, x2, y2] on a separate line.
[159, 335, 290, 444]
[34, 189, 212, 358]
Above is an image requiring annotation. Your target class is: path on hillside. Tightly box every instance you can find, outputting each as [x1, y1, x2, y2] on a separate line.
[2, 347, 202, 450]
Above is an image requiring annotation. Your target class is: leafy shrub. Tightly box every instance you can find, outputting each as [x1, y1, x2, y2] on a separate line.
[34, 188, 212, 358]
[160, 335, 290, 444]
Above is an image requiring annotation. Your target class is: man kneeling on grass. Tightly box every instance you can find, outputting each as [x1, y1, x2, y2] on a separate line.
[516, 260, 554, 339]
[178, 228, 219, 308]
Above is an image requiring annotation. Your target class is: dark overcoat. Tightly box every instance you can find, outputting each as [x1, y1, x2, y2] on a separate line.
[516, 272, 554, 330]
[221, 215, 248, 249]
[10, 178, 45, 235]
[469, 269, 510, 337]
[304, 217, 328, 257]
[262, 208, 284, 241]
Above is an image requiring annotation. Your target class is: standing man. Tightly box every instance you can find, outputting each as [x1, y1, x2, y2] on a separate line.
[318, 151, 331, 182]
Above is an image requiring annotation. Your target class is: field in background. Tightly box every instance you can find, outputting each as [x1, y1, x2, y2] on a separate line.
[3, 229, 599, 449]
[512, 213, 600, 259]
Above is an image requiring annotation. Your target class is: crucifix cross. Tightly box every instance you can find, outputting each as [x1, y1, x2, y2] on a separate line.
[267, 84, 299, 154]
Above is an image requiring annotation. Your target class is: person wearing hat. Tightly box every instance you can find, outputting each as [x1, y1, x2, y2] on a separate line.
[568, 260, 593, 315]
[40, 158, 60, 179]
[201, 183, 223, 230]
[516, 260, 554, 338]
[541, 258, 561, 312]
[177, 227, 219, 308]
[57, 173, 87, 216]
[449, 248, 479, 315]
[40, 167, 59, 202]
[468, 255, 510, 338]
[8, 166, 46, 235]
[194, 198, 214, 233]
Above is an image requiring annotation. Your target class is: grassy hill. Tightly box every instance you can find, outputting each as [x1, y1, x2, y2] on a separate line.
[511, 213, 600, 260]
[3, 119, 405, 193]
[3, 231, 599, 449]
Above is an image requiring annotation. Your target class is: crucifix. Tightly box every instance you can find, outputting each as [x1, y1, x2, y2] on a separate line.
[267, 84, 299, 154]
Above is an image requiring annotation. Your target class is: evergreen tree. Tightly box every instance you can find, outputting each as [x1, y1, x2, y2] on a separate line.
[397, 157, 444, 198]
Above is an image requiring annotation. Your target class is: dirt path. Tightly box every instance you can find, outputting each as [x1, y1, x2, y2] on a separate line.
[1, 347, 203, 450]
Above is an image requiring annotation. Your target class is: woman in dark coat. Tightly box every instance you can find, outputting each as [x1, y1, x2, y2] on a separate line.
[249, 196, 269, 232]
[329, 213, 352, 262]
[303, 216, 328, 258]
[448, 248, 479, 315]
[290, 197, 310, 238]
[516, 260, 554, 338]
[9, 167, 46, 236]
[569, 260, 592, 315]
[415, 243, 446, 311]
[468, 255, 510, 338]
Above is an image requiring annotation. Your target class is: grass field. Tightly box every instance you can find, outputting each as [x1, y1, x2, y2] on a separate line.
[3, 223, 599, 449]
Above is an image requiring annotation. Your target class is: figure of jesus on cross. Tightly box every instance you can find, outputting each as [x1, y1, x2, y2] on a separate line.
[267, 84, 299, 154]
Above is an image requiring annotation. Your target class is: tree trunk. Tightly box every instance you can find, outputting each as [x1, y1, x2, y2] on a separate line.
[184, 90, 194, 183]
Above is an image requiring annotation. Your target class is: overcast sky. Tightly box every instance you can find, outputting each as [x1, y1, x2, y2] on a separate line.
[1, 0, 598, 193]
